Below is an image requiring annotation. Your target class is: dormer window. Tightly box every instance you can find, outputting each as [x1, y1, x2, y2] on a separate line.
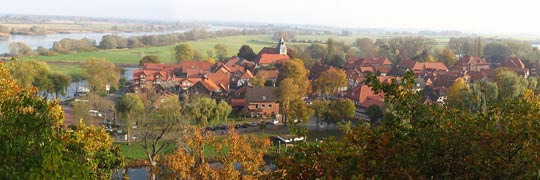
[140, 74, 146, 79]
[156, 75, 161, 79]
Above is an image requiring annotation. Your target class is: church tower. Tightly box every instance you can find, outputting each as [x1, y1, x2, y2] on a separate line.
[276, 37, 287, 55]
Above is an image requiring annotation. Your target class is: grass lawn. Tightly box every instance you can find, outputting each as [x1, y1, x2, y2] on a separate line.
[118, 142, 177, 161]
[48, 63, 84, 77]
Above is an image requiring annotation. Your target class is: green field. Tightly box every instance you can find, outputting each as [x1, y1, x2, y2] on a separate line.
[24, 35, 276, 65]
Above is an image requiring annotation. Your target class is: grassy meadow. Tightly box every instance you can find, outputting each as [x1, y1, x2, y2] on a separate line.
[24, 35, 276, 64]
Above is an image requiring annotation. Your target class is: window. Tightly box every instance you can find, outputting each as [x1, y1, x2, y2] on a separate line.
[268, 104, 272, 108]
[262, 104, 265, 108]
[255, 104, 259, 109]
[140, 74, 146, 79]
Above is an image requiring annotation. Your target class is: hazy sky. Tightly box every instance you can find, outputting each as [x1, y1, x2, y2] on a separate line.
[2, 0, 540, 35]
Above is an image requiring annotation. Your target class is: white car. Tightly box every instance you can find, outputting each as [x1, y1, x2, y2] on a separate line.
[272, 119, 279, 125]
[89, 110, 102, 118]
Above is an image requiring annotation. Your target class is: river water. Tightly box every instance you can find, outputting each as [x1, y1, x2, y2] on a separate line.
[0, 25, 237, 53]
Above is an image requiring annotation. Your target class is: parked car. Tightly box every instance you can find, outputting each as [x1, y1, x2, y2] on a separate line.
[235, 124, 241, 129]
[249, 122, 258, 127]
[205, 126, 215, 131]
[89, 110, 102, 117]
[272, 119, 279, 125]
[241, 123, 249, 128]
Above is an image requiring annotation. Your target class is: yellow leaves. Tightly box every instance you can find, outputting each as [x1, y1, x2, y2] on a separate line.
[161, 126, 270, 179]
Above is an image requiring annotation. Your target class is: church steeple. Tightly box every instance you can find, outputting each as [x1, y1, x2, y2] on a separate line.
[276, 36, 287, 55]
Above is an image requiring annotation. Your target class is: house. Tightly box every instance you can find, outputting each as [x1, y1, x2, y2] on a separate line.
[345, 57, 393, 76]
[346, 85, 384, 120]
[132, 69, 170, 91]
[398, 60, 448, 74]
[244, 87, 280, 118]
[173, 60, 213, 78]
[255, 37, 290, 66]
[186, 76, 228, 100]
[455, 56, 489, 72]
[502, 56, 529, 78]
[237, 70, 254, 87]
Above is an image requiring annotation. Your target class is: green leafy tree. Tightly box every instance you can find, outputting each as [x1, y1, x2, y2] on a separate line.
[237, 45, 257, 61]
[139, 55, 160, 66]
[214, 43, 228, 60]
[326, 99, 355, 128]
[495, 68, 528, 100]
[48, 72, 72, 98]
[116, 94, 144, 145]
[99, 35, 118, 49]
[137, 96, 182, 166]
[366, 105, 383, 127]
[81, 58, 120, 93]
[175, 43, 194, 62]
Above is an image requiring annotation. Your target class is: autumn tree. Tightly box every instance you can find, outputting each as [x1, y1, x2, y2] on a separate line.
[7, 60, 51, 88]
[438, 48, 457, 67]
[0, 63, 122, 179]
[447, 78, 469, 109]
[387, 36, 436, 61]
[161, 126, 270, 179]
[81, 58, 120, 93]
[214, 43, 228, 60]
[276, 59, 310, 124]
[275, 71, 540, 179]
[139, 55, 160, 66]
[313, 68, 347, 98]
[175, 43, 194, 62]
[355, 37, 377, 58]
[8, 41, 33, 56]
[237, 45, 257, 61]
[250, 74, 266, 87]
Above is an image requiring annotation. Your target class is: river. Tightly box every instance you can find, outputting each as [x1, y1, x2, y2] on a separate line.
[0, 25, 237, 54]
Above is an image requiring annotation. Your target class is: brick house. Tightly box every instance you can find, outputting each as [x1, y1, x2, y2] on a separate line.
[244, 87, 280, 118]
[455, 56, 490, 72]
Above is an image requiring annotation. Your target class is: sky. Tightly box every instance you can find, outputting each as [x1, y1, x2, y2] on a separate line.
[1, 0, 540, 35]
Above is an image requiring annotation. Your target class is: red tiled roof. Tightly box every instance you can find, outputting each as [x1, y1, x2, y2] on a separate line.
[143, 63, 168, 70]
[423, 62, 448, 71]
[503, 57, 525, 69]
[459, 56, 489, 66]
[224, 57, 240, 66]
[176, 60, 213, 72]
[133, 70, 168, 81]
[240, 69, 254, 79]
[347, 85, 384, 106]
[198, 78, 220, 92]
[360, 66, 375, 73]
[230, 98, 245, 107]
[257, 54, 290, 65]
[206, 71, 231, 90]
[399, 60, 448, 71]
